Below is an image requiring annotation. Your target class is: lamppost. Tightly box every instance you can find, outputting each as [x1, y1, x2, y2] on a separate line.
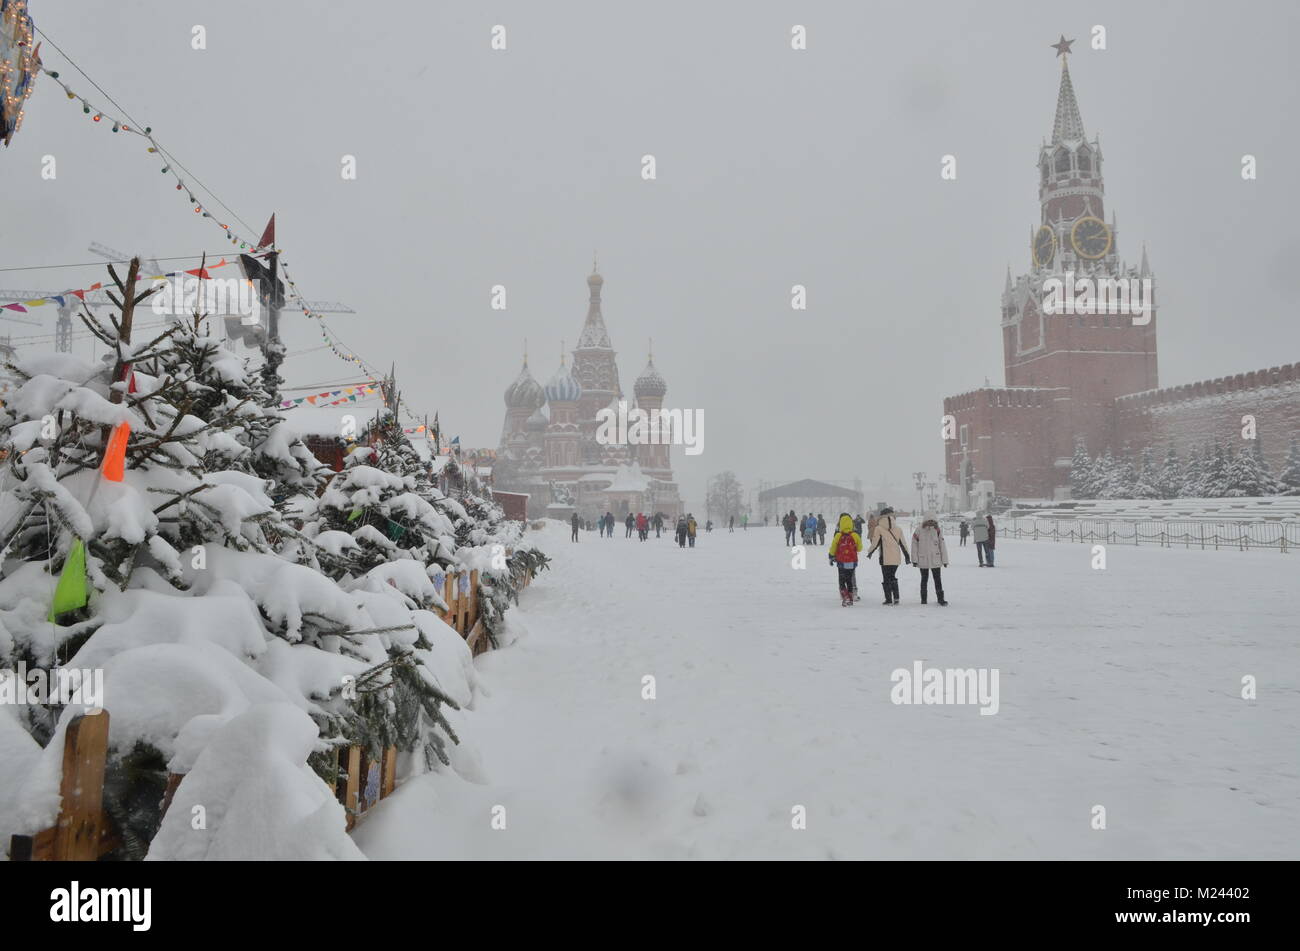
[926, 482, 939, 512]
[912, 471, 927, 516]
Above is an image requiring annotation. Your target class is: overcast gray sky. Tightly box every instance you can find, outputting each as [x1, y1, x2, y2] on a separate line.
[4, 0, 1298, 509]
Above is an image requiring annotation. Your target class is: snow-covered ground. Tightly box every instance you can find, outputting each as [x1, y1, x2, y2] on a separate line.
[354, 521, 1299, 859]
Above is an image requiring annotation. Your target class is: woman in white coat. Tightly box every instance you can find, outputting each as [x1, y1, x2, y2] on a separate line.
[911, 512, 949, 606]
[867, 508, 911, 604]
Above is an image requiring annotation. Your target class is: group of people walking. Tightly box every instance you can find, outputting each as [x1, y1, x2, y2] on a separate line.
[823, 509, 999, 607]
[827, 507, 950, 607]
[782, 511, 828, 546]
[573, 510, 701, 548]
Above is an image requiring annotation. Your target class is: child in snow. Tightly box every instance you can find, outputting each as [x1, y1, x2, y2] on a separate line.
[911, 512, 949, 605]
[828, 513, 863, 606]
[867, 508, 910, 604]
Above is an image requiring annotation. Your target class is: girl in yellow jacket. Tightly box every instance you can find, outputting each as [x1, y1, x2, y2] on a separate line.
[867, 509, 910, 605]
[827, 513, 863, 606]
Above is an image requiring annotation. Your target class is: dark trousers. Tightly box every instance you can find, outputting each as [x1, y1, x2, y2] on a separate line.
[655, 526, 661, 537]
[785, 528, 795, 545]
[837, 565, 857, 596]
[626, 525, 633, 537]
[920, 567, 944, 603]
[678, 533, 687, 547]
[880, 564, 900, 601]
[975, 541, 989, 565]
[688, 535, 695, 548]
[959, 535, 967, 546]
[571, 526, 578, 542]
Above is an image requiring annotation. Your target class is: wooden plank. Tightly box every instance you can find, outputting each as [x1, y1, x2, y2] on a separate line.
[53, 710, 110, 861]
[380, 746, 397, 800]
[160, 772, 184, 819]
[341, 746, 361, 831]
[465, 618, 490, 657]
[469, 570, 479, 630]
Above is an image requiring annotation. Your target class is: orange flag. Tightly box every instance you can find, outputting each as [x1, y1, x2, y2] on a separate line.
[102, 422, 131, 482]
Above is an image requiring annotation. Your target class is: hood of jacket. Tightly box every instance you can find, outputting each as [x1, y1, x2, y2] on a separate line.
[837, 514, 855, 533]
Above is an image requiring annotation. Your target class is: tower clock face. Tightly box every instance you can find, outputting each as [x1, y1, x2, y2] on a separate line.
[1070, 216, 1112, 259]
[1032, 226, 1056, 267]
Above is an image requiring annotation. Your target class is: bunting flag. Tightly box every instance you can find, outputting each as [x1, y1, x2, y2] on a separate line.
[278, 383, 379, 410]
[35, 60, 374, 370]
[1, 258, 237, 312]
[101, 421, 131, 481]
[46, 538, 89, 621]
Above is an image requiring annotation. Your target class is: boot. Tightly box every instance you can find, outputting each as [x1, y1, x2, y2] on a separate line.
[891, 578, 902, 604]
[882, 583, 892, 605]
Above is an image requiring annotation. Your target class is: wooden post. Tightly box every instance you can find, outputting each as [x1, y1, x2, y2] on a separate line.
[53, 710, 110, 861]
[341, 746, 361, 831]
[160, 772, 185, 819]
[380, 746, 397, 800]
[469, 569, 479, 630]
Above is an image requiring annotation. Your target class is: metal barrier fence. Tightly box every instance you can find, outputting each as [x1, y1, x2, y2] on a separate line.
[995, 517, 1298, 552]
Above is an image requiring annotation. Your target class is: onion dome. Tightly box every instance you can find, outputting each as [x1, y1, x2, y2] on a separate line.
[633, 357, 666, 398]
[504, 359, 544, 410]
[525, 406, 548, 432]
[544, 358, 582, 403]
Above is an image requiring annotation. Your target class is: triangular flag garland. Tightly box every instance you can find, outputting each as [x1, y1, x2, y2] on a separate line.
[101, 421, 131, 482]
[278, 383, 380, 410]
[47, 538, 89, 622]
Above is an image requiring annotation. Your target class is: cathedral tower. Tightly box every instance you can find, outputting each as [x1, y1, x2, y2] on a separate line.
[571, 262, 623, 461]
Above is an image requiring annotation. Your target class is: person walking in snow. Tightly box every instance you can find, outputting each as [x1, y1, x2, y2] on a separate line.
[816, 513, 827, 545]
[828, 513, 863, 607]
[636, 512, 649, 541]
[911, 512, 949, 606]
[676, 514, 689, 548]
[783, 510, 796, 546]
[625, 513, 634, 538]
[867, 507, 910, 604]
[959, 520, 969, 546]
[853, 514, 865, 537]
[570, 512, 580, 543]
[983, 514, 996, 567]
[742, 513, 748, 530]
[687, 513, 698, 547]
[729, 515, 735, 533]
[972, 514, 990, 566]
[706, 519, 714, 533]
[653, 512, 663, 538]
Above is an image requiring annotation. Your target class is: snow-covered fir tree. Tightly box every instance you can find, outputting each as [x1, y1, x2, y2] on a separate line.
[1155, 446, 1183, 499]
[1131, 447, 1161, 499]
[0, 273, 539, 859]
[1223, 443, 1278, 497]
[1068, 439, 1095, 499]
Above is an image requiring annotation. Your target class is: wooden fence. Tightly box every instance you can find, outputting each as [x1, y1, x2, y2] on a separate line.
[8, 559, 538, 859]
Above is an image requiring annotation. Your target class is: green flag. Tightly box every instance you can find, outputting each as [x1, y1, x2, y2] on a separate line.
[47, 539, 89, 622]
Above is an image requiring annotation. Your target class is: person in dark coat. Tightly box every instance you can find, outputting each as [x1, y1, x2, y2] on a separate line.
[959, 520, 969, 546]
[653, 512, 663, 538]
[984, 514, 996, 567]
[816, 514, 827, 545]
[675, 515, 689, 548]
[570, 512, 580, 542]
[625, 513, 635, 538]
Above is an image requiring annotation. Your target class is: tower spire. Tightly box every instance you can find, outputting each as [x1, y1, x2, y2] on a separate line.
[1050, 37, 1086, 144]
